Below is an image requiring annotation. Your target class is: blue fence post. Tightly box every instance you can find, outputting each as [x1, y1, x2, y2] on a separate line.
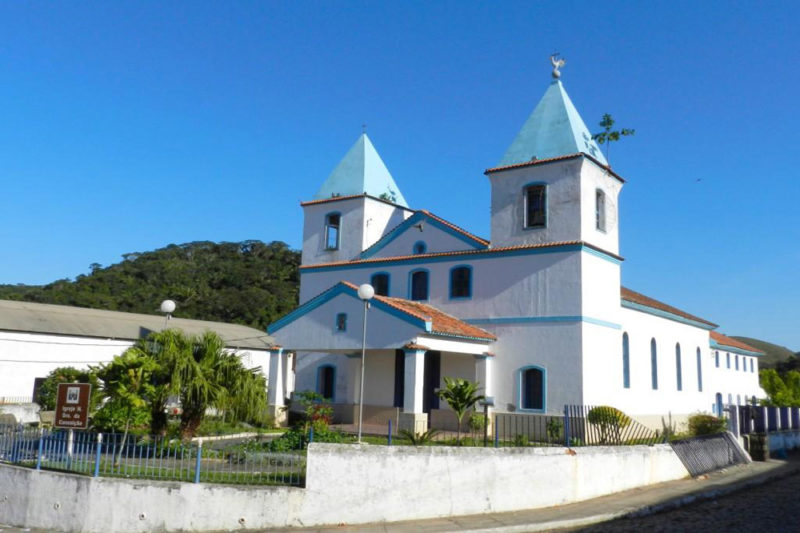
[387, 419, 392, 446]
[94, 433, 103, 478]
[36, 428, 44, 470]
[494, 423, 499, 448]
[563, 405, 571, 447]
[194, 440, 203, 484]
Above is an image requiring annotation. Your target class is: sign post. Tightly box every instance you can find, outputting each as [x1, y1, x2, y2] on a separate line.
[55, 383, 91, 465]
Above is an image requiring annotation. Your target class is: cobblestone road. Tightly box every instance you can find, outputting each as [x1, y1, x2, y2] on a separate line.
[574, 470, 800, 533]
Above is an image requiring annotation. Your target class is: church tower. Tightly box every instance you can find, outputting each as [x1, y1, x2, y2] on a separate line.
[485, 70, 623, 257]
[300, 133, 412, 270]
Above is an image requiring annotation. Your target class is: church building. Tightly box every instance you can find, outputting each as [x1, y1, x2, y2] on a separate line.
[268, 64, 763, 431]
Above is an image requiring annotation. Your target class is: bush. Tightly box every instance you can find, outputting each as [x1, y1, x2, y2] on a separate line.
[587, 406, 631, 444]
[688, 413, 727, 436]
[468, 411, 485, 432]
[92, 398, 150, 433]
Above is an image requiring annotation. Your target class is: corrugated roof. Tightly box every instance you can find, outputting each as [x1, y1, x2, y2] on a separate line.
[621, 287, 718, 328]
[0, 299, 275, 350]
[710, 331, 764, 354]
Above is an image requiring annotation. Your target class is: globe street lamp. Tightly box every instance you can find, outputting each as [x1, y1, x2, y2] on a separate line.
[356, 283, 374, 443]
[160, 299, 176, 330]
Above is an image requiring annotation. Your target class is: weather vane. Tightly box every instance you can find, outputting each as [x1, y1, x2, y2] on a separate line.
[550, 53, 566, 79]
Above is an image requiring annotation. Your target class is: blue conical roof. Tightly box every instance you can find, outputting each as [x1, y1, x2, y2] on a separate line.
[498, 80, 607, 167]
[314, 134, 408, 207]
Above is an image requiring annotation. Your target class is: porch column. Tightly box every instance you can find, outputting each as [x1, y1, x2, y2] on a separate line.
[400, 349, 427, 433]
[476, 354, 494, 433]
[267, 349, 287, 427]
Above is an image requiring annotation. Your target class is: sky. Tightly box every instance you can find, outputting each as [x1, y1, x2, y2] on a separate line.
[0, 1, 797, 349]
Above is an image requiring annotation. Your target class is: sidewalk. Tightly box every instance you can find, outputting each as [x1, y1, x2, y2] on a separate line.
[277, 455, 800, 533]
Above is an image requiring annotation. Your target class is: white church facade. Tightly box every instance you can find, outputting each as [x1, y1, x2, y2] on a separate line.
[268, 70, 763, 431]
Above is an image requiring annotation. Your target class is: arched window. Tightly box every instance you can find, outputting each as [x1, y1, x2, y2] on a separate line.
[742, 357, 747, 372]
[524, 183, 547, 228]
[449, 266, 472, 299]
[317, 365, 335, 400]
[324, 212, 341, 250]
[650, 338, 658, 390]
[715, 351, 719, 368]
[520, 367, 545, 411]
[410, 269, 429, 301]
[696, 347, 703, 392]
[750, 359, 754, 373]
[596, 189, 606, 231]
[726, 353, 730, 369]
[371, 272, 390, 296]
[413, 241, 427, 255]
[735, 355, 739, 371]
[675, 343, 682, 391]
[622, 333, 630, 389]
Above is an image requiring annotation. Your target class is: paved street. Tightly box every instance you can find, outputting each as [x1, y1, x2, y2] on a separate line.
[572, 469, 800, 533]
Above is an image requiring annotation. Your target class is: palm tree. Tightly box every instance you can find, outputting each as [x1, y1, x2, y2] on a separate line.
[436, 377, 484, 445]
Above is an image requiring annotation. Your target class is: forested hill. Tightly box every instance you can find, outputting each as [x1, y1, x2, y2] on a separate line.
[732, 336, 799, 370]
[0, 240, 300, 331]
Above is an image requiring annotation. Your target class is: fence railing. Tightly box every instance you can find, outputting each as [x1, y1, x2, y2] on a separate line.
[737, 405, 800, 436]
[0, 425, 305, 487]
[564, 405, 661, 446]
[0, 396, 33, 405]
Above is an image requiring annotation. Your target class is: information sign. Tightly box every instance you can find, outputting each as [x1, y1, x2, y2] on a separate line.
[54, 383, 91, 429]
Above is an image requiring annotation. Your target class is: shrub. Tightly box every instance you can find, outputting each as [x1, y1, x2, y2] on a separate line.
[688, 413, 727, 436]
[468, 411, 485, 432]
[587, 406, 631, 444]
[546, 418, 563, 442]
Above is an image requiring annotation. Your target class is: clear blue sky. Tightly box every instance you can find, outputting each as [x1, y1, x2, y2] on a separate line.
[0, 2, 797, 349]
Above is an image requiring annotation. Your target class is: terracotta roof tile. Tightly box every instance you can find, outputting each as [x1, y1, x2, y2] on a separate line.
[403, 343, 430, 351]
[484, 152, 625, 183]
[301, 240, 617, 270]
[710, 331, 764, 354]
[621, 287, 717, 328]
[341, 282, 495, 341]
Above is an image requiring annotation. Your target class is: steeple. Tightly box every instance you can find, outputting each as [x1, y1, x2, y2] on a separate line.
[314, 133, 408, 207]
[498, 80, 607, 167]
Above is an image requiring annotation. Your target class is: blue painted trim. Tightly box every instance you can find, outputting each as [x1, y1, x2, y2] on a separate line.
[315, 364, 337, 402]
[675, 343, 682, 391]
[408, 268, 430, 301]
[448, 264, 472, 300]
[522, 182, 548, 230]
[303, 242, 622, 273]
[464, 315, 622, 330]
[360, 211, 488, 259]
[622, 332, 630, 389]
[423, 330, 492, 342]
[650, 338, 658, 390]
[517, 365, 546, 413]
[324, 211, 341, 251]
[413, 241, 427, 255]
[621, 300, 715, 330]
[709, 339, 764, 357]
[370, 271, 391, 297]
[726, 352, 730, 368]
[696, 348, 703, 392]
[268, 282, 427, 334]
[714, 350, 719, 368]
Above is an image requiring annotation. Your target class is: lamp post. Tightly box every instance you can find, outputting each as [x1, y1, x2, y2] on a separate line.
[356, 283, 374, 443]
[160, 300, 176, 330]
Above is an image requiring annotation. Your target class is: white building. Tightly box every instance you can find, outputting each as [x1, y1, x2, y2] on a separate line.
[269, 69, 763, 431]
[0, 299, 287, 418]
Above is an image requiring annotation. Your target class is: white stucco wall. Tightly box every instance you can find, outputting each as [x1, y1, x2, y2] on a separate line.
[0, 443, 689, 532]
[365, 219, 484, 259]
[707, 348, 763, 409]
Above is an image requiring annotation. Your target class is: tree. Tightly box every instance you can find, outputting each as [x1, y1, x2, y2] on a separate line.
[592, 114, 635, 165]
[436, 377, 484, 445]
[95, 350, 156, 465]
[35, 366, 101, 411]
[760, 369, 800, 406]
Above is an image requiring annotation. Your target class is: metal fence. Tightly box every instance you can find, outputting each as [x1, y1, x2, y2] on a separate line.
[564, 405, 661, 446]
[670, 432, 750, 476]
[0, 425, 305, 487]
[736, 405, 800, 436]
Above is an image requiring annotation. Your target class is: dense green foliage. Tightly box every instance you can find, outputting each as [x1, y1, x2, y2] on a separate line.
[35, 367, 102, 411]
[760, 368, 800, 406]
[436, 377, 484, 444]
[0, 240, 300, 331]
[687, 413, 728, 436]
[586, 406, 631, 444]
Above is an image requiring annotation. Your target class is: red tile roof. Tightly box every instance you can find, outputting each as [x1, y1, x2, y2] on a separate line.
[341, 282, 495, 341]
[710, 331, 764, 354]
[301, 240, 619, 270]
[484, 152, 625, 183]
[621, 287, 718, 328]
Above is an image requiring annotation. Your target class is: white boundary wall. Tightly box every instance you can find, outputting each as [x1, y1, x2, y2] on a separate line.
[0, 442, 688, 532]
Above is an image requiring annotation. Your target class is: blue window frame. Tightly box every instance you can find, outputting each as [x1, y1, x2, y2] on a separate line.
[650, 338, 658, 390]
[750, 359, 754, 373]
[371, 272, 390, 297]
[715, 351, 719, 368]
[519, 366, 546, 411]
[324, 212, 341, 250]
[735, 355, 739, 371]
[675, 343, 682, 391]
[335, 312, 347, 332]
[523, 183, 547, 229]
[622, 332, 630, 389]
[409, 269, 429, 301]
[726, 353, 730, 369]
[696, 347, 703, 392]
[413, 241, 427, 255]
[449, 265, 472, 299]
[316, 365, 336, 401]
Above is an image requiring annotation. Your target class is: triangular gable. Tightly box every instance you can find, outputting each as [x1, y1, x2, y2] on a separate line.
[360, 211, 489, 260]
[499, 80, 606, 167]
[314, 134, 409, 207]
